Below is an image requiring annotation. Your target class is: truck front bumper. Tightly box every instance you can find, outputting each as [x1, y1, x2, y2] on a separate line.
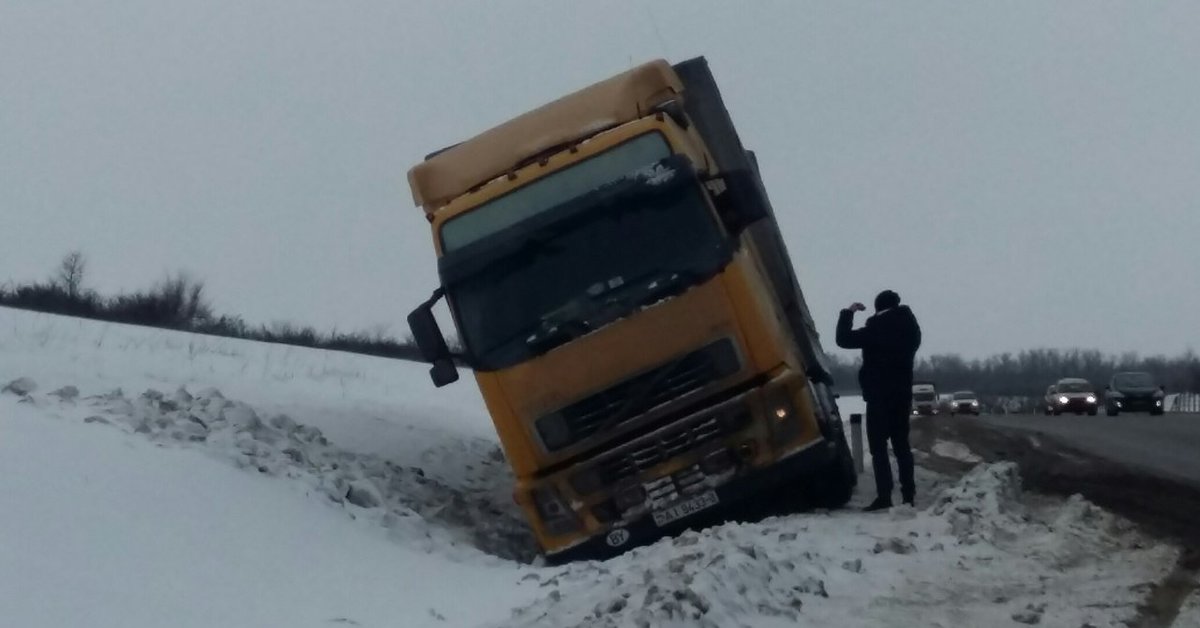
[544, 436, 839, 563]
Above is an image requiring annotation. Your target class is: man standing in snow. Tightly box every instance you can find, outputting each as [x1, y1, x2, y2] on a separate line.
[835, 289, 922, 511]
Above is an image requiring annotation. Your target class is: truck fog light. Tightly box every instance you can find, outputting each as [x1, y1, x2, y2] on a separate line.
[774, 407, 789, 420]
[532, 486, 581, 535]
[1156, 400, 1163, 407]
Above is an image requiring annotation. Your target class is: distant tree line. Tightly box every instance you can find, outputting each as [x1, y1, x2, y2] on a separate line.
[7, 252, 1199, 393]
[0, 251, 423, 361]
[828, 348, 1200, 408]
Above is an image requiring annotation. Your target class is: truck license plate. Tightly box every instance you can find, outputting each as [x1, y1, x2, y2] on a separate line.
[652, 491, 720, 527]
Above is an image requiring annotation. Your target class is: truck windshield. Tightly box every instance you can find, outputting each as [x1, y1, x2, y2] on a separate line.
[913, 392, 936, 401]
[445, 169, 727, 370]
[442, 133, 671, 252]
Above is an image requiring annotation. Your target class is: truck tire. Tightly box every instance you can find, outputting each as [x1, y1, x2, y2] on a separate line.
[805, 430, 856, 509]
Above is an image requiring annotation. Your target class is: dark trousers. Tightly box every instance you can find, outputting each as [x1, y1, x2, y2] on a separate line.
[866, 397, 915, 501]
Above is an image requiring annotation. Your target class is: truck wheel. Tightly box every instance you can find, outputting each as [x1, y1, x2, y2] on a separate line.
[806, 431, 856, 509]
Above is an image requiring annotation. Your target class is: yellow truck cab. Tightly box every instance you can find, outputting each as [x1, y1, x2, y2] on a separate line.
[406, 57, 855, 561]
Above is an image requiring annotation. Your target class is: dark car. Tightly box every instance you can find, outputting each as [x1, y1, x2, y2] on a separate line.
[949, 390, 981, 416]
[1043, 378, 1098, 416]
[1105, 371, 1165, 416]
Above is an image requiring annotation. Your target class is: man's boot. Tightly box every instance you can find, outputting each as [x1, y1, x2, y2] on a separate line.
[863, 497, 892, 512]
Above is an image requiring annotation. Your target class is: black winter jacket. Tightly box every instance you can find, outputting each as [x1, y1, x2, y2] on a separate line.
[836, 305, 922, 403]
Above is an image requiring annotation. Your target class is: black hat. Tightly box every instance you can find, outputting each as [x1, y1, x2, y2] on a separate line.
[874, 290, 900, 312]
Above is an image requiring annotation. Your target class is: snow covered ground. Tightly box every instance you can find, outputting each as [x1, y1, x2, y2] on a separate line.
[1179, 590, 1200, 628]
[1, 307, 1191, 627]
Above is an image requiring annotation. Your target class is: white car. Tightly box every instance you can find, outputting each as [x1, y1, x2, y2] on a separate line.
[949, 391, 981, 416]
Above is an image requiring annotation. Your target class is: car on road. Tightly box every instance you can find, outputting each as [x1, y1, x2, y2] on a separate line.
[949, 391, 981, 416]
[1043, 378, 1099, 416]
[1104, 371, 1166, 416]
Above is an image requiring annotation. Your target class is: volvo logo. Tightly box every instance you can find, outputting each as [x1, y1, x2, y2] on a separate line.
[605, 528, 631, 547]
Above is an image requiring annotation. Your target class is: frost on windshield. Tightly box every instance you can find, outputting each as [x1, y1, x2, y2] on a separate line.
[634, 162, 676, 186]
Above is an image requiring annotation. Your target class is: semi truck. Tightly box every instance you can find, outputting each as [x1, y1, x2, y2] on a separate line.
[911, 381, 938, 415]
[405, 57, 855, 561]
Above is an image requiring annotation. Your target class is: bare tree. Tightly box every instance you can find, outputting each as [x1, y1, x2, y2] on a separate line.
[55, 250, 87, 299]
[185, 278, 212, 322]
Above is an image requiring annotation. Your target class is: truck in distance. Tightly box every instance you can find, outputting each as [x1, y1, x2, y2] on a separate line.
[911, 381, 938, 416]
[405, 57, 855, 561]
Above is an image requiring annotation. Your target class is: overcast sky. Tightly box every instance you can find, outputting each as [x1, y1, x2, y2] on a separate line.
[3, 1, 1198, 360]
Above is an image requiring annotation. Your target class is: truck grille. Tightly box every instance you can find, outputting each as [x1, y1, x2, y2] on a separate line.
[538, 339, 740, 451]
[595, 411, 743, 484]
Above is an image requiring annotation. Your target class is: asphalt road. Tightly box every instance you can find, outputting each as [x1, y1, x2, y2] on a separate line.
[980, 412, 1200, 487]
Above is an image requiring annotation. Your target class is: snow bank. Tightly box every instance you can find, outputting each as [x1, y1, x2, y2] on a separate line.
[72, 383, 536, 562]
[489, 461, 1176, 627]
[1, 308, 1190, 627]
[0, 397, 538, 628]
[1177, 589, 1200, 628]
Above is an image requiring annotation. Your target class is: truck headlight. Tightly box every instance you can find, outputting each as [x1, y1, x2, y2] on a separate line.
[766, 385, 799, 444]
[1058, 396, 1069, 404]
[971, 400, 979, 406]
[1085, 395, 1096, 404]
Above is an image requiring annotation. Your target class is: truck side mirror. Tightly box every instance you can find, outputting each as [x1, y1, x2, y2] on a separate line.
[407, 289, 460, 387]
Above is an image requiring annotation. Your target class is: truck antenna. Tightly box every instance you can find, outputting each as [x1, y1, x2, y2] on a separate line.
[641, 0, 672, 60]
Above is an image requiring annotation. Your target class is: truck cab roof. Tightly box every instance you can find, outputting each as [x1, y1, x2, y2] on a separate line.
[407, 60, 682, 212]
